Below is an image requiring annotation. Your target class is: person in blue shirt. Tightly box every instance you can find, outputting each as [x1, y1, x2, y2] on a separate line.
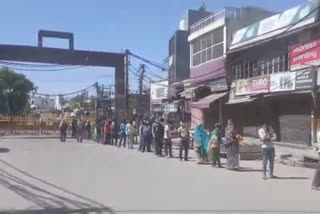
[119, 120, 127, 147]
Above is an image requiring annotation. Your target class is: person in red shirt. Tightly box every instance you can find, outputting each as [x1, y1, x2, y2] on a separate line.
[104, 120, 111, 145]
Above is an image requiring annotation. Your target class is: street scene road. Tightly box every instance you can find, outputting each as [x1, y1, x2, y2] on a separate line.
[0, 136, 319, 214]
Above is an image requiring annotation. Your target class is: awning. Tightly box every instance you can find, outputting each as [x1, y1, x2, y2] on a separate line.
[226, 97, 257, 105]
[191, 92, 228, 109]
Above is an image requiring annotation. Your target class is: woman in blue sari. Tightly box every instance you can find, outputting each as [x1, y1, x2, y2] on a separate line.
[194, 124, 210, 164]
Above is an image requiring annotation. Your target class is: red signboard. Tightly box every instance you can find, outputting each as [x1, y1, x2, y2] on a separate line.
[290, 39, 320, 70]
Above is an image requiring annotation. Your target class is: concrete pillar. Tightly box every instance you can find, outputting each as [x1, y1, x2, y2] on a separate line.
[115, 63, 127, 121]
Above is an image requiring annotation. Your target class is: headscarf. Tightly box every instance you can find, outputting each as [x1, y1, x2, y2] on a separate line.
[225, 119, 235, 144]
[194, 124, 209, 146]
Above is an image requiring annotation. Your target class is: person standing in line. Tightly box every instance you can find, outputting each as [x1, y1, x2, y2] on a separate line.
[71, 118, 77, 138]
[91, 122, 97, 142]
[194, 124, 210, 164]
[104, 120, 111, 145]
[119, 120, 127, 147]
[142, 119, 152, 152]
[151, 118, 157, 154]
[126, 120, 134, 149]
[85, 120, 91, 140]
[224, 119, 239, 170]
[209, 123, 222, 168]
[164, 120, 173, 158]
[96, 119, 102, 143]
[154, 118, 165, 157]
[258, 123, 277, 179]
[111, 119, 118, 146]
[133, 119, 137, 144]
[178, 122, 190, 161]
[59, 119, 68, 143]
[312, 142, 320, 191]
[139, 121, 144, 151]
[77, 119, 84, 143]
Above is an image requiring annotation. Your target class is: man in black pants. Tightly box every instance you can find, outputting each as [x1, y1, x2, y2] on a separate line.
[154, 118, 165, 157]
[178, 122, 189, 161]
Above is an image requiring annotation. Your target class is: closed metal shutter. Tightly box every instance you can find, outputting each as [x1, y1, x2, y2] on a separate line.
[279, 114, 310, 145]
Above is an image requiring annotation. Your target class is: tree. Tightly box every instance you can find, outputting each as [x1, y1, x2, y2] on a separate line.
[0, 67, 34, 115]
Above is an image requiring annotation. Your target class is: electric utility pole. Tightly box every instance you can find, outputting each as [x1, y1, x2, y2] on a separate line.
[139, 64, 146, 96]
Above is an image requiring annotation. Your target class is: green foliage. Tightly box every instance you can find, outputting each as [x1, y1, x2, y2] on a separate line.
[0, 67, 34, 115]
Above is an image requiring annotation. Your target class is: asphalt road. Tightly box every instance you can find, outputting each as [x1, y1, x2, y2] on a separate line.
[0, 135, 319, 214]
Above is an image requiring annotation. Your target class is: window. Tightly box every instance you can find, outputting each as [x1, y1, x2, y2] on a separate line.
[191, 27, 224, 67]
[231, 53, 289, 80]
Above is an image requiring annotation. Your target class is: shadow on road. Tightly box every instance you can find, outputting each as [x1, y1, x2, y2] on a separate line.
[0, 148, 9, 153]
[272, 176, 309, 180]
[112, 210, 320, 213]
[0, 159, 114, 214]
[237, 167, 264, 172]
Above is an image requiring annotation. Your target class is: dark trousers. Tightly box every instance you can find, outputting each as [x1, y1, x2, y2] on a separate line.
[104, 133, 111, 145]
[77, 131, 83, 143]
[111, 134, 118, 146]
[212, 148, 221, 167]
[155, 137, 163, 156]
[164, 138, 172, 157]
[179, 138, 189, 160]
[119, 133, 126, 147]
[262, 147, 275, 176]
[139, 136, 143, 151]
[60, 131, 66, 142]
[142, 135, 151, 152]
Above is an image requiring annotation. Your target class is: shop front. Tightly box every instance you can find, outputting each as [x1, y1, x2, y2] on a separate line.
[227, 69, 316, 146]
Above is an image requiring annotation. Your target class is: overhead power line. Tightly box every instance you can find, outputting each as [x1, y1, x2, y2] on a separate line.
[128, 51, 168, 71]
[35, 83, 96, 97]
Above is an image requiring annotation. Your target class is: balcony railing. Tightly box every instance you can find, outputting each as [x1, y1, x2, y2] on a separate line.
[190, 8, 238, 34]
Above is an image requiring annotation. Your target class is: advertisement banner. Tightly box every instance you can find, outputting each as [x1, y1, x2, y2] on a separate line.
[235, 76, 269, 96]
[270, 72, 296, 92]
[231, 0, 319, 46]
[295, 69, 316, 90]
[290, 39, 320, 70]
[150, 81, 168, 100]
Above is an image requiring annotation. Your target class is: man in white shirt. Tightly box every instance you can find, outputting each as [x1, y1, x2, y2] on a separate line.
[126, 120, 134, 149]
[258, 123, 276, 179]
[164, 120, 173, 158]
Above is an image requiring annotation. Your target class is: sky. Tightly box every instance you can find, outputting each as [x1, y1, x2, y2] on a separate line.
[0, 0, 307, 94]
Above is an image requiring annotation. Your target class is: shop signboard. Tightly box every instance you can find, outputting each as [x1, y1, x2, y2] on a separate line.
[231, 0, 319, 47]
[295, 69, 316, 90]
[235, 76, 269, 96]
[290, 39, 320, 70]
[270, 72, 296, 92]
[209, 78, 228, 92]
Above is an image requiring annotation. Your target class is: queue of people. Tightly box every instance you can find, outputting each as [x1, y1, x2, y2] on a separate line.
[59, 117, 320, 187]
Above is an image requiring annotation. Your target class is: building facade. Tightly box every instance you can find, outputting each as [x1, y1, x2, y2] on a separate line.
[226, 0, 320, 146]
[150, 80, 169, 118]
[188, 7, 274, 130]
[169, 9, 211, 84]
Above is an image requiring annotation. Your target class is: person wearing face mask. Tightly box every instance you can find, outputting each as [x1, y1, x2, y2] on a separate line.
[178, 121, 190, 161]
[258, 122, 277, 179]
